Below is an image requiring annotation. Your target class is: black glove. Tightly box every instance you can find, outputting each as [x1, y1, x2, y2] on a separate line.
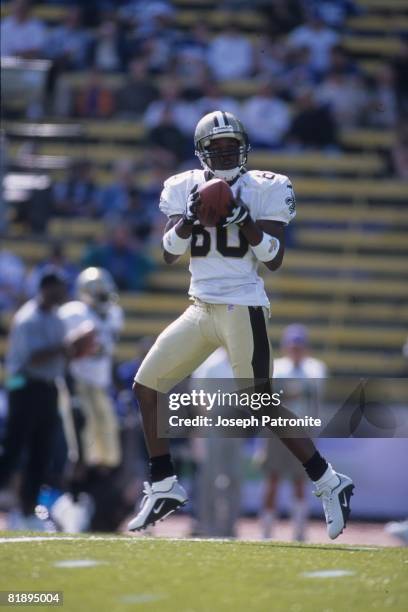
[182, 184, 201, 225]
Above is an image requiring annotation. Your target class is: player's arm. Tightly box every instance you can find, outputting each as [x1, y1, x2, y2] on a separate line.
[162, 185, 201, 265]
[222, 191, 285, 271]
[236, 217, 284, 271]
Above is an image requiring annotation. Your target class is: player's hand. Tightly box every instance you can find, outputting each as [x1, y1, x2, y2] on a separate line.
[221, 188, 249, 227]
[182, 184, 201, 225]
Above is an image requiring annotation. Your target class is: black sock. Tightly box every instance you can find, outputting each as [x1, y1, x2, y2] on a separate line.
[303, 451, 328, 481]
[149, 454, 175, 483]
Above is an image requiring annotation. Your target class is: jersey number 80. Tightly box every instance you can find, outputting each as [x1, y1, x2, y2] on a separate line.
[191, 225, 249, 258]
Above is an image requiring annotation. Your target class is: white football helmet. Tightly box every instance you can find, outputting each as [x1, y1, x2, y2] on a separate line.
[76, 267, 117, 314]
[194, 110, 250, 182]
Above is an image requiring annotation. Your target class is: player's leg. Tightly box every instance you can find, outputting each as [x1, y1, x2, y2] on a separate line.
[218, 304, 355, 539]
[0, 386, 32, 493]
[89, 384, 121, 468]
[22, 382, 59, 517]
[76, 380, 102, 468]
[128, 304, 219, 531]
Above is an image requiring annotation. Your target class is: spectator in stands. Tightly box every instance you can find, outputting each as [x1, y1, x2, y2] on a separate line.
[98, 159, 156, 240]
[173, 47, 209, 94]
[287, 8, 339, 75]
[196, 81, 241, 119]
[122, 188, 156, 243]
[89, 16, 128, 73]
[174, 23, 210, 90]
[282, 46, 319, 94]
[286, 87, 338, 150]
[144, 80, 200, 137]
[253, 35, 287, 82]
[81, 222, 154, 292]
[367, 66, 398, 129]
[26, 241, 79, 299]
[0, 249, 26, 316]
[129, 4, 180, 76]
[391, 121, 408, 181]
[128, 0, 176, 40]
[74, 68, 116, 119]
[242, 81, 290, 148]
[309, 0, 359, 30]
[98, 159, 142, 218]
[257, 0, 305, 36]
[391, 37, 408, 115]
[45, 5, 90, 72]
[207, 23, 255, 81]
[147, 106, 189, 164]
[327, 45, 358, 77]
[53, 159, 99, 217]
[316, 70, 369, 128]
[116, 58, 158, 118]
[137, 158, 178, 240]
[0, 0, 47, 59]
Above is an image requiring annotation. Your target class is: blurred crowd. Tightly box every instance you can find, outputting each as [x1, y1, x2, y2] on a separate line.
[1, 0, 407, 282]
[1, 0, 408, 173]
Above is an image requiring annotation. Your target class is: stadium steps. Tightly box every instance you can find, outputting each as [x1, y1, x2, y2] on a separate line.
[292, 178, 407, 200]
[343, 36, 401, 57]
[4, 120, 395, 155]
[113, 342, 406, 376]
[296, 229, 408, 252]
[7, 142, 386, 177]
[1, 239, 84, 264]
[299, 205, 408, 226]
[340, 129, 393, 151]
[110, 341, 405, 376]
[119, 318, 406, 349]
[154, 250, 408, 278]
[175, 9, 265, 30]
[148, 270, 408, 300]
[4, 237, 407, 283]
[357, 0, 408, 11]
[1, 4, 69, 21]
[121, 294, 408, 326]
[8, 226, 406, 278]
[348, 14, 408, 32]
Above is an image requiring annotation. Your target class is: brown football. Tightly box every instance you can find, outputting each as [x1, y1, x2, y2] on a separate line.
[197, 179, 233, 227]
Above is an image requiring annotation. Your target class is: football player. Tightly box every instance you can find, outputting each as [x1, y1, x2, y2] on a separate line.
[128, 111, 354, 538]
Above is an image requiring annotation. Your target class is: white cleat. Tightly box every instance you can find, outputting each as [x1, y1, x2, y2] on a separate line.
[315, 471, 354, 539]
[127, 476, 188, 532]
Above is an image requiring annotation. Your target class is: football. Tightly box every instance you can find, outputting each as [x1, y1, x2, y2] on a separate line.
[197, 178, 233, 227]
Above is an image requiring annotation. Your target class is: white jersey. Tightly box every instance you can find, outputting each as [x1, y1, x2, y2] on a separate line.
[160, 169, 296, 306]
[59, 300, 124, 388]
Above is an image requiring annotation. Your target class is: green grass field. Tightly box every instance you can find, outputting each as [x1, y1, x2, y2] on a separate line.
[0, 533, 407, 611]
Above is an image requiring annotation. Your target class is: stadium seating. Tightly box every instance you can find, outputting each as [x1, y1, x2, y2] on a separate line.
[2, 0, 408, 378]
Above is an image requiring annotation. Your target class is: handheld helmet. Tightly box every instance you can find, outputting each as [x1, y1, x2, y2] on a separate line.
[76, 267, 117, 314]
[194, 111, 250, 182]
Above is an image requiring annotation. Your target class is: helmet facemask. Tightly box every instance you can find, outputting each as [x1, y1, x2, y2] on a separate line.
[196, 135, 248, 182]
[194, 111, 250, 182]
